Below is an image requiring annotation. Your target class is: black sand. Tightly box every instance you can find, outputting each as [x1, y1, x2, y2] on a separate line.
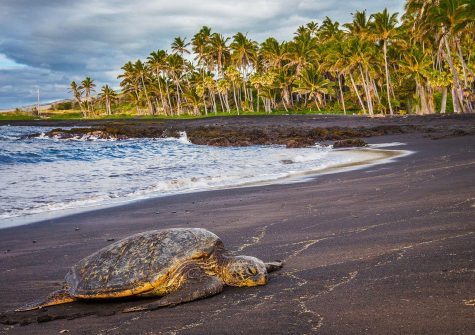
[0, 115, 474, 334]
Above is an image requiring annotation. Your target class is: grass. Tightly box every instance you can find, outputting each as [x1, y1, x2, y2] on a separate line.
[0, 112, 41, 121]
[0, 108, 353, 122]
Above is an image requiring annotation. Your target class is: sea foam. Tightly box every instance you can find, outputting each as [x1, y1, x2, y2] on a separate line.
[0, 126, 408, 227]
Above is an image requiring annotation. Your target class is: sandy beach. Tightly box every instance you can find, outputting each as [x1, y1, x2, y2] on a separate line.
[0, 115, 474, 334]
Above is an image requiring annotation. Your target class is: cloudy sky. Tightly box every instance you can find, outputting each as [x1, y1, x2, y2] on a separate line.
[0, 0, 404, 109]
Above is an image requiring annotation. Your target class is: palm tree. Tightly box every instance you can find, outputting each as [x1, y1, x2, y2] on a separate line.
[118, 61, 141, 113]
[217, 79, 231, 113]
[107, 3, 473, 118]
[274, 69, 294, 112]
[344, 10, 370, 39]
[231, 32, 258, 110]
[192, 27, 212, 61]
[399, 46, 435, 114]
[81, 77, 95, 115]
[324, 40, 348, 114]
[147, 50, 169, 114]
[99, 85, 117, 115]
[203, 74, 218, 114]
[191, 27, 214, 115]
[295, 66, 334, 111]
[260, 38, 287, 70]
[210, 33, 230, 77]
[286, 31, 318, 75]
[166, 54, 186, 114]
[370, 9, 400, 115]
[306, 21, 319, 37]
[426, 0, 474, 113]
[319, 17, 343, 41]
[171, 37, 190, 56]
[345, 37, 378, 115]
[224, 66, 242, 114]
[69, 81, 86, 117]
[133, 60, 154, 114]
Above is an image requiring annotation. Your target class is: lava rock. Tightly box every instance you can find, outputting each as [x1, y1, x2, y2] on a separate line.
[333, 138, 367, 148]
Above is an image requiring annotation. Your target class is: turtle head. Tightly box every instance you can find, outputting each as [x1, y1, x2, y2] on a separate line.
[221, 256, 269, 287]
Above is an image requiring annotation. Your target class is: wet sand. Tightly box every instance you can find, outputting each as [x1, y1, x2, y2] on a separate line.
[0, 115, 474, 334]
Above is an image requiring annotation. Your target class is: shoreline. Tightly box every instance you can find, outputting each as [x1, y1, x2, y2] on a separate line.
[0, 145, 410, 230]
[0, 116, 474, 334]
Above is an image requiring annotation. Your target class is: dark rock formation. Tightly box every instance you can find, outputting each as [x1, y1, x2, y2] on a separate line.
[333, 138, 367, 148]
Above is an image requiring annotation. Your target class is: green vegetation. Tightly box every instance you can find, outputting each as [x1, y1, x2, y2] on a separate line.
[66, 0, 473, 118]
[0, 110, 40, 121]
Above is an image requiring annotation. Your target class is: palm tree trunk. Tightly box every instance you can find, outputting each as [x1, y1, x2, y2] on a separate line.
[456, 40, 468, 88]
[81, 103, 87, 118]
[232, 82, 240, 114]
[442, 34, 464, 113]
[175, 81, 182, 115]
[338, 74, 346, 115]
[371, 77, 381, 106]
[359, 66, 373, 115]
[156, 72, 167, 114]
[282, 96, 289, 112]
[201, 73, 208, 115]
[133, 90, 140, 114]
[313, 94, 321, 111]
[256, 89, 260, 113]
[203, 94, 208, 116]
[416, 80, 427, 115]
[426, 84, 435, 114]
[242, 81, 248, 108]
[141, 75, 153, 115]
[106, 96, 110, 115]
[154, 97, 160, 115]
[383, 40, 394, 115]
[85, 92, 90, 116]
[225, 93, 231, 113]
[440, 87, 447, 114]
[218, 92, 225, 113]
[455, 41, 473, 113]
[211, 91, 217, 114]
[165, 82, 173, 116]
[349, 72, 366, 114]
[249, 87, 254, 112]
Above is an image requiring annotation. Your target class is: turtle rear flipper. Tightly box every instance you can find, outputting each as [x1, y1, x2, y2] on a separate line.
[15, 289, 77, 312]
[123, 266, 224, 313]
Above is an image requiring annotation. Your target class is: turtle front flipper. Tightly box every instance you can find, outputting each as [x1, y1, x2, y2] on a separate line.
[15, 289, 77, 312]
[123, 266, 224, 313]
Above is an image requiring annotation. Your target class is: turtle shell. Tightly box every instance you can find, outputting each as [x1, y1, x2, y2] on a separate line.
[65, 228, 223, 297]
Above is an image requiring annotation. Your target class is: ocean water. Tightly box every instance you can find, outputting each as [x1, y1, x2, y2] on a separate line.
[0, 126, 402, 228]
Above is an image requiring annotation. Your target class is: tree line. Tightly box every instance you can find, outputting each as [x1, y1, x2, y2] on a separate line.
[70, 0, 474, 117]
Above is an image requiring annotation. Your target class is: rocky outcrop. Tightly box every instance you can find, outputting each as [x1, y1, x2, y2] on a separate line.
[333, 138, 367, 148]
[29, 124, 413, 148]
[27, 117, 470, 148]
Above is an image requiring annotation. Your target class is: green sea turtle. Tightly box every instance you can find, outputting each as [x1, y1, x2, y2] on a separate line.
[17, 228, 283, 313]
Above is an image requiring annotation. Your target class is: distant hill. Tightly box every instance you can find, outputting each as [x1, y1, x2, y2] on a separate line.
[0, 99, 73, 113]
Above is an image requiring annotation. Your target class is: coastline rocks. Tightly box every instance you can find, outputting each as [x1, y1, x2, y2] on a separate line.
[333, 138, 367, 148]
[28, 124, 411, 148]
[285, 138, 316, 148]
[33, 128, 129, 141]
